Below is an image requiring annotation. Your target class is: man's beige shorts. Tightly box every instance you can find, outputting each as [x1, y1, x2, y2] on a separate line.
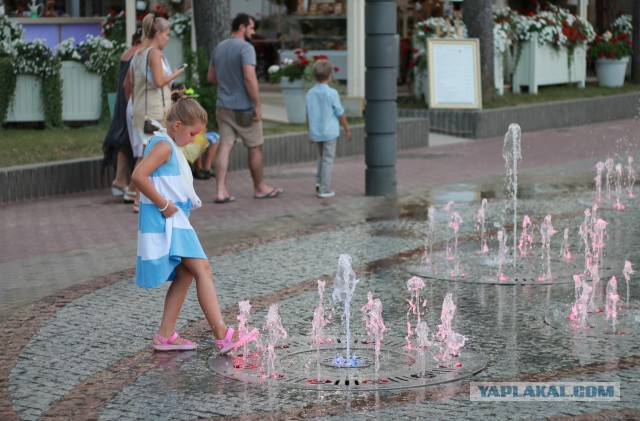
[216, 107, 264, 148]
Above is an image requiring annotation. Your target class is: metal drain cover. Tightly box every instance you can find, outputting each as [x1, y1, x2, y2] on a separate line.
[208, 339, 486, 391]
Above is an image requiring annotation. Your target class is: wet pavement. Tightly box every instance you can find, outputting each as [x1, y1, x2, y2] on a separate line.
[1, 119, 640, 420]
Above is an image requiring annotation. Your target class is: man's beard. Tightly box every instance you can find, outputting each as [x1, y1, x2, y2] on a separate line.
[244, 35, 253, 45]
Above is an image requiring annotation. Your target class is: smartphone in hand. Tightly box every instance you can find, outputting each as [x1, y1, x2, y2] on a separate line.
[177, 63, 188, 70]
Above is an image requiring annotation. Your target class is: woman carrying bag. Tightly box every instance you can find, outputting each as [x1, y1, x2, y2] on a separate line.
[126, 14, 185, 213]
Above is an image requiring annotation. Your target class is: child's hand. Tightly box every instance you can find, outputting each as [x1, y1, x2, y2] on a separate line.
[346, 129, 352, 142]
[161, 199, 178, 218]
[309, 139, 314, 145]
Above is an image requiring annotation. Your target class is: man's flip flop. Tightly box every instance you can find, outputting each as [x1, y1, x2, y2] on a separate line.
[254, 188, 284, 199]
[213, 196, 235, 204]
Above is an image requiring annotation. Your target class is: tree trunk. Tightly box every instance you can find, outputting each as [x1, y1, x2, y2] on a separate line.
[462, 1, 494, 103]
[192, 0, 229, 59]
[633, 0, 640, 83]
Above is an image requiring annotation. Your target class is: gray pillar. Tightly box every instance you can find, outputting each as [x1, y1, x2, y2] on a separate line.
[364, 0, 397, 196]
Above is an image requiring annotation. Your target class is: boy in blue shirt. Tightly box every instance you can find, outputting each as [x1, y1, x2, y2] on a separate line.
[306, 59, 352, 198]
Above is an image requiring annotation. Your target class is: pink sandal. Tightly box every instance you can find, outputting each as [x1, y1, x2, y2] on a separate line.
[152, 332, 197, 351]
[214, 327, 259, 355]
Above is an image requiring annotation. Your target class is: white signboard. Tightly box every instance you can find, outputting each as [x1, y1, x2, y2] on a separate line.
[428, 39, 482, 109]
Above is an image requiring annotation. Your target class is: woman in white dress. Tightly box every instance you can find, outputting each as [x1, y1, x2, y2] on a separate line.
[126, 14, 185, 212]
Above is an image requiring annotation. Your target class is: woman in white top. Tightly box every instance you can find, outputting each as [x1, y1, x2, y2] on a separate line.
[126, 14, 185, 212]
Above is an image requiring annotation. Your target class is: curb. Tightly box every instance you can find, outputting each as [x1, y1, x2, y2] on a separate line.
[401, 92, 640, 139]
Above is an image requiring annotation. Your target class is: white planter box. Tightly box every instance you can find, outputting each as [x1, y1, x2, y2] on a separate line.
[512, 34, 586, 94]
[61, 61, 102, 121]
[5, 75, 44, 122]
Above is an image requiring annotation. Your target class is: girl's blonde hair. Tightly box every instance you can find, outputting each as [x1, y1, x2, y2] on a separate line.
[165, 90, 208, 127]
[141, 14, 170, 41]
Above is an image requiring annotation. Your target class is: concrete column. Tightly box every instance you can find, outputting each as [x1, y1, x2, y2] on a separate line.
[364, 0, 397, 196]
[347, 0, 365, 97]
[125, 0, 136, 47]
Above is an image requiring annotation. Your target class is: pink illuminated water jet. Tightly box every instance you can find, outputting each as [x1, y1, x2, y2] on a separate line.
[503, 123, 522, 272]
[538, 215, 556, 281]
[518, 215, 534, 257]
[405, 275, 426, 349]
[594, 161, 604, 203]
[361, 291, 387, 378]
[559, 228, 572, 260]
[475, 199, 489, 254]
[436, 293, 467, 365]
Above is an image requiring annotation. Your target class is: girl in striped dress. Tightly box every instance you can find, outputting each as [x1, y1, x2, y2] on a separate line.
[132, 91, 257, 354]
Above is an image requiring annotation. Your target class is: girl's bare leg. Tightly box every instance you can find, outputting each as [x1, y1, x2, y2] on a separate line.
[182, 257, 230, 340]
[156, 263, 193, 343]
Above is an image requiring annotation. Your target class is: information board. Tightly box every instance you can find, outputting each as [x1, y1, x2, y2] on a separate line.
[427, 39, 482, 109]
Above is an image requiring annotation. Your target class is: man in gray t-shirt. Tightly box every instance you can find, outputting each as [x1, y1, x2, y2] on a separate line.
[207, 13, 284, 203]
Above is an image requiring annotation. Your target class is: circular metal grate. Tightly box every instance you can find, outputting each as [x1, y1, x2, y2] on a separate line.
[208, 339, 487, 391]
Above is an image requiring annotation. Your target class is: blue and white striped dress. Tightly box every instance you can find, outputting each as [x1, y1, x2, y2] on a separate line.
[135, 135, 206, 288]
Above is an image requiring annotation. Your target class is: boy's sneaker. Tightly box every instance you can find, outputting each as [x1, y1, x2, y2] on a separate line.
[317, 191, 335, 198]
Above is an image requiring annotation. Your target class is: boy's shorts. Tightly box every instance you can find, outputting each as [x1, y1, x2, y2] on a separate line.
[216, 107, 263, 148]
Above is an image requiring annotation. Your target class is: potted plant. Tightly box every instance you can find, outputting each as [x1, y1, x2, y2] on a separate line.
[7, 38, 62, 126]
[0, 14, 23, 125]
[268, 50, 334, 124]
[588, 31, 632, 87]
[54, 35, 121, 121]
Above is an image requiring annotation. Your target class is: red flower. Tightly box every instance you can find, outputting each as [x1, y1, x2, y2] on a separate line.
[408, 61, 415, 69]
[609, 50, 615, 58]
[334, 66, 340, 72]
[599, 51, 605, 58]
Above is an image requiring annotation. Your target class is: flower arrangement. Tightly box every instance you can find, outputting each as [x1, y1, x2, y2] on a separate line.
[268, 50, 336, 84]
[53, 37, 82, 61]
[612, 13, 632, 37]
[169, 10, 192, 39]
[588, 31, 633, 60]
[76, 34, 122, 75]
[0, 14, 24, 57]
[102, 9, 126, 43]
[493, 7, 518, 54]
[513, 5, 595, 51]
[13, 38, 60, 77]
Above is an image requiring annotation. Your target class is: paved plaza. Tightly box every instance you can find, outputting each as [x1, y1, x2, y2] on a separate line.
[1, 118, 640, 420]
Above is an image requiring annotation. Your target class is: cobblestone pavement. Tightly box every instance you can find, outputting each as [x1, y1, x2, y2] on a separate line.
[1, 119, 640, 420]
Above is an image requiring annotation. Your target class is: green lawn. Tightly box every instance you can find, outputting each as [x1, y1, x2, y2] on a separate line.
[2, 81, 640, 168]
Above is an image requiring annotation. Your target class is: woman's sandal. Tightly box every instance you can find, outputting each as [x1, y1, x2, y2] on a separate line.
[152, 332, 197, 351]
[111, 185, 127, 197]
[214, 327, 259, 355]
[123, 189, 136, 204]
